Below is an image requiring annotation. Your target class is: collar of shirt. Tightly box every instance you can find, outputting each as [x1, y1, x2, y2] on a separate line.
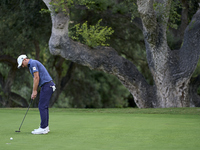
[28, 59, 32, 68]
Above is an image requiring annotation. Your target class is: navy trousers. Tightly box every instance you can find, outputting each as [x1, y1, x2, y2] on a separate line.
[39, 81, 55, 128]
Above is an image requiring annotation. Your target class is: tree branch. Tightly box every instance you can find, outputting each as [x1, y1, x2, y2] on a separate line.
[43, 0, 156, 108]
[178, 0, 189, 38]
[60, 62, 75, 91]
[9, 92, 29, 107]
[0, 55, 16, 66]
[175, 9, 200, 79]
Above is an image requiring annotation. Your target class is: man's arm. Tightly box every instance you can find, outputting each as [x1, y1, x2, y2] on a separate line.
[31, 72, 39, 100]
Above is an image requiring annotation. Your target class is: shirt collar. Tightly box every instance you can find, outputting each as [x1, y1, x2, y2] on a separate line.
[28, 59, 32, 68]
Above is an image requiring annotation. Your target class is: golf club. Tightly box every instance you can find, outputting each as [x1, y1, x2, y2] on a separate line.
[15, 99, 33, 132]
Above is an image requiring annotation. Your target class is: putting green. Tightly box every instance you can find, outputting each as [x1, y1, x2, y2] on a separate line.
[1, 108, 200, 150]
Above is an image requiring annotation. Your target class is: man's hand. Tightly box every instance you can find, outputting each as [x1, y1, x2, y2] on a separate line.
[31, 90, 37, 100]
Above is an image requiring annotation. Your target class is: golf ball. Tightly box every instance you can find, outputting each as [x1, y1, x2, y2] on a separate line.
[10, 137, 13, 140]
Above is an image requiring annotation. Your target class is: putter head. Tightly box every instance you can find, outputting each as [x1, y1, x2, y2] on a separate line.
[15, 130, 20, 132]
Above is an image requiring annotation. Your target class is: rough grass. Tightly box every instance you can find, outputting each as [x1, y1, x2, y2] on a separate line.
[1, 107, 200, 150]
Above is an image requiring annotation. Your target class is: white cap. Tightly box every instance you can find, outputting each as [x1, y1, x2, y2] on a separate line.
[17, 54, 27, 68]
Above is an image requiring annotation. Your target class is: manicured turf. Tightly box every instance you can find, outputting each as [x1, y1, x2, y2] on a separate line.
[1, 108, 200, 150]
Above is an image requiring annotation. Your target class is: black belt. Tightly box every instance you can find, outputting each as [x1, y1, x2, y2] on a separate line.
[41, 81, 52, 87]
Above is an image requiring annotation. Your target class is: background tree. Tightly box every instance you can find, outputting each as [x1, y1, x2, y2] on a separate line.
[42, 0, 200, 108]
[0, 0, 131, 108]
[0, 0, 51, 107]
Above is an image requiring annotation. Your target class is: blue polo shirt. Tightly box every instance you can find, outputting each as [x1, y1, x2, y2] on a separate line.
[28, 59, 52, 87]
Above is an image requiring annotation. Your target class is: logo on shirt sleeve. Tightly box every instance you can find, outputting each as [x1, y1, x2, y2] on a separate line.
[33, 67, 36, 71]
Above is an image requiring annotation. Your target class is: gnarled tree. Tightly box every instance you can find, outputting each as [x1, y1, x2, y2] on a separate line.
[43, 0, 200, 108]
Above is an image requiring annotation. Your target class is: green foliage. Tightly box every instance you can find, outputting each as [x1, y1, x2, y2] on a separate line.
[1, 0, 129, 108]
[49, 0, 69, 14]
[57, 65, 130, 108]
[41, 0, 95, 14]
[0, 63, 9, 79]
[153, 1, 181, 29]
[166, 30, 182, 50]
[124, 0, 138, 20]
[3, 0, 200, 108]
[153, 0, 199, 30]
[39, 8, 51, 14]
[0, 0, 51, 57]
[168, 0, 182, 29]
[69, 19, 114, 48]
[188, 0, 199, 21]
[69, 0, 152, 84]
[112, 0, 138, 19]
[85, 0, 114, 11]
[43, 0, 138, 20]
[53, 92, 71, 108]
[0, 0, 51, 107]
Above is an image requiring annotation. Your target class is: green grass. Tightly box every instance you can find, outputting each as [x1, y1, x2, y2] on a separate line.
[1, 108, 200, 150]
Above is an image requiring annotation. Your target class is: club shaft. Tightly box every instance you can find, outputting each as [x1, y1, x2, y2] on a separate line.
[18, 99, 33, 131]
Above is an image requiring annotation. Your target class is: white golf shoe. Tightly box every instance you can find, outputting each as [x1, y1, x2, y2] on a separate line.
[31, 126, 50, 134]
[34, 126, 50, 132]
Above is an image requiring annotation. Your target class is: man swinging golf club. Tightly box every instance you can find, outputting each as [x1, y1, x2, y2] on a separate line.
[17, 54, 56, 134]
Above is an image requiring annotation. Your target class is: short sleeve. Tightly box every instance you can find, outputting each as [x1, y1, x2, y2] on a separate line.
[31, 61, 39, 73]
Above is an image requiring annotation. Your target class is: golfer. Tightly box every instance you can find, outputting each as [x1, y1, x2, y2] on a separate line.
[17, 54, 56, 134]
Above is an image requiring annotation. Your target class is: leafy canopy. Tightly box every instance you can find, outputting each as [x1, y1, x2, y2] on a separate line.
[40, 0, 114, 48]
[69, 19, 114, 48]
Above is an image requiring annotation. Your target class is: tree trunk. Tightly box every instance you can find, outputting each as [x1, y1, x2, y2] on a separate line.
[43, 0, 200, 108]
